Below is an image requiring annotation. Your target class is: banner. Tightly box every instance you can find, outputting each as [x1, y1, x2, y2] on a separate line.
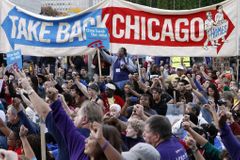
[0, 0, 238, 57]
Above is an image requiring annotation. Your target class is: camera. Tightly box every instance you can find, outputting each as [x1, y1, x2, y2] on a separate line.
[217, 99, 227, 106]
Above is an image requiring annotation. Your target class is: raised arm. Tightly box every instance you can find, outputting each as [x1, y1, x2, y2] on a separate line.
[182, 121, 208, 146]
[0, 118, 11, 137]
[100, 48, 114, 64]
[16, 88, 34, 111]
[183, 121, 221, 159]
[59, 94, 74, 118]
[125, 57, 137, 73]
[200, 66, 212, 80]
[185, 137, 205, 160]
[12, 68, 51, 120]
[219, 112, 240, 160]
[19, 125, 36, 160]
[74, 77, 89, 98]
[91, 122, 123, 160]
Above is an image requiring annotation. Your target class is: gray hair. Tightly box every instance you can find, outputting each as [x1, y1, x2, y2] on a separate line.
[146, 115, 172, 140]
[80, 100, 103, 123]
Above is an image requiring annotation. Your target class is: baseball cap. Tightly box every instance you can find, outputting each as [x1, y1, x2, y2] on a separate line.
[122, 143, 160, 160]
[176, 65, 185, 70]
[105, 83, 116, 91]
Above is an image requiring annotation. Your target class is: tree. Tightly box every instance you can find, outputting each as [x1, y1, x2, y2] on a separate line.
[126, 0, 225, 10]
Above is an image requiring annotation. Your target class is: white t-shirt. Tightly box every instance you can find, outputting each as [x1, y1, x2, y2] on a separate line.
[0, 110, 6, 122]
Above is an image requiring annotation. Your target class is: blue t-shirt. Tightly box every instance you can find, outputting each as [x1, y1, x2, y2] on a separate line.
[156, 137, 188, 160]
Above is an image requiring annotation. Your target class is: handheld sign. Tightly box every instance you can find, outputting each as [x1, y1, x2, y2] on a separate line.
[6, 50, 22, 70]
[0, 79, 3, 93]
[86, 27, 110, 50]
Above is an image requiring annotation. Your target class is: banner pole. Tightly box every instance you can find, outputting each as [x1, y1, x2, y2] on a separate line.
[137, 57, 141, 79]
[40, 118, 46, 160]
[237, 58, 239, 86]
[97, 48, 102, 77]
[237, 0, 240, 86]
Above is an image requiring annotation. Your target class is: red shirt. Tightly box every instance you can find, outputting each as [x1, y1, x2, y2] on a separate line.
[8, 146, 22, 155]
[101, 93, 125, 113]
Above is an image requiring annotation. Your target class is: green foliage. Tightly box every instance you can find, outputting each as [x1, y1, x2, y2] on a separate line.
[127, 0, 225, 10]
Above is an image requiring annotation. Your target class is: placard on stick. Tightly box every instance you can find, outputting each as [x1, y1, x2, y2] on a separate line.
[86, 27, 110, 49]
[6, 49, 22, 70]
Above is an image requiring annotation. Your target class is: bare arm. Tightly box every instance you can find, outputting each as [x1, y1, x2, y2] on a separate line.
[159, 76, 167, 91]
[0, 118, 11, 137]
[0, 64, 6, 79]
[200, 67, 212, 80]
[74, 78, 89, 99]
[59, 94, 74, 118]
[129, 88, 141, 98]
[120, 98, 131, 116]
[0, 127, 11, 137]
[12, 69, 51, 120]
[98, 137, 123, 160]
[19, 125, 36, 160]
[204, 103, 219, 129]
[183, 121, 208, 146]
[17, 88, 34, 110]
[185, 137, 205, 160]
[91, 122, 123, 160]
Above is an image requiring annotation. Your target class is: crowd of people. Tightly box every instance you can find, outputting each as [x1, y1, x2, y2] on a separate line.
[0, 47, 239, 160]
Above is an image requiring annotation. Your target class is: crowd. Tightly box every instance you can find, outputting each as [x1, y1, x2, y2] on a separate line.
[0, 47, 239, 160]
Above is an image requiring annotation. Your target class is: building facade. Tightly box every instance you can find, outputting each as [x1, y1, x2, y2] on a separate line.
[9, 0, 42, 13]
[41, 0, 74, 12]
[74, 0, 103, 10]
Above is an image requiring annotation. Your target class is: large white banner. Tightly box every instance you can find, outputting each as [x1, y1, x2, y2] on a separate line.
[0, 0, 239, 57]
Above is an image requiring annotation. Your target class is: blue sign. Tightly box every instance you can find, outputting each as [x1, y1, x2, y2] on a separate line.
[1, 7, 103, 48]
[86, 27, 110, 49]
[6, 49, 22, 69]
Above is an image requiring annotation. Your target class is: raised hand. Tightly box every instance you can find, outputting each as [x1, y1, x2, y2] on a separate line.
[200, 66, 205, 72]
[182, 121, 191, 131]
[16, 88, 23, 95]
[19, 125, 28, 138]
[132, 104, 144, 118]
[12, 97, 23, 112]
[46, 87, 58, 103]
[11, 66, 31, 91]
[218, 111, 227, 129]
[185, 137, 198, 151]
[90, 122, 104, 141]
[182, 114, 190, 122]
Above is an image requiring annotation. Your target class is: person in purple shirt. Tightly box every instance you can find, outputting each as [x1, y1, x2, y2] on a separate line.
[12, 68, 123, 160]
[219, 112, 240, 160]
[143, 115, 188, 160]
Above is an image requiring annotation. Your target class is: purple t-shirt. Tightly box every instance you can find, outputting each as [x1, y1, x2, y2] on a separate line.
[156, 137, 188, 160]
[50, 100, 89, 160]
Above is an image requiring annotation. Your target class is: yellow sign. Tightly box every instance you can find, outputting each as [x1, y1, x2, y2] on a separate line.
[171, 57, 190, 68]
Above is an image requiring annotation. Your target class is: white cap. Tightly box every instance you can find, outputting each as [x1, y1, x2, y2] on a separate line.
[105, 83, 116, 90]
[122, 143, 160, 160]
[176, 65, 184, 70]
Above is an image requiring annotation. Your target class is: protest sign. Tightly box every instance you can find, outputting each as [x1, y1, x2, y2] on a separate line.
[6, 49, 22, 69]
[0, 79, 3, 93]
[86, 27, 110, 49]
